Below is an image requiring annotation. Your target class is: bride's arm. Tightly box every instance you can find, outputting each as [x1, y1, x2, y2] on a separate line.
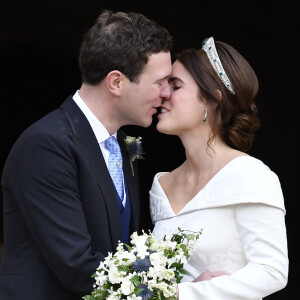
[177, 203, 288, 300]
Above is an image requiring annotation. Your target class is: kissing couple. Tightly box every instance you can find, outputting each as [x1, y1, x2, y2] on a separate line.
[0, 10, 288, 300]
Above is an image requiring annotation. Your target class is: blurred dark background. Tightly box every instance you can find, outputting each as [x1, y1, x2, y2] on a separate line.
[0, 1, 298, 299]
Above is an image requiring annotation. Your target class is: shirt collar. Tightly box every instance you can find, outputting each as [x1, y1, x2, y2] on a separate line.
[72, 90, 117, 143]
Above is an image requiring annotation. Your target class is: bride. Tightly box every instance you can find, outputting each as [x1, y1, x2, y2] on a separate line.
[150, 37, 288, 299]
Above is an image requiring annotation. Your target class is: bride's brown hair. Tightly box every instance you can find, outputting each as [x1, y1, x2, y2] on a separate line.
[175, 41, 260, 152]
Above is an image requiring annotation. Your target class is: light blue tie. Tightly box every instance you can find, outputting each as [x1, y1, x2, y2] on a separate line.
[105, 136, 124, 202]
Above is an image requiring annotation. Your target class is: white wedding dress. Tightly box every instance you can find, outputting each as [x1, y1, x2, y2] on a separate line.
[150, 156, 288, 300]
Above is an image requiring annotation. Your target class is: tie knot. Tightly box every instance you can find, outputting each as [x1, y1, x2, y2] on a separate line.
[105, 136, 120, 154]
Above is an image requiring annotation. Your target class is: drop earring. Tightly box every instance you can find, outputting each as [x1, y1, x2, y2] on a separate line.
[203, 108, 207, 123]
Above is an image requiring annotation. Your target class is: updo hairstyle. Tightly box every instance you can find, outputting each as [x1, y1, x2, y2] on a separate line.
[176, 41, 260, 152]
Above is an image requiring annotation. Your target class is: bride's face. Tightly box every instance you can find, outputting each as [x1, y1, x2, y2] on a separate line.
[157, 60, 206, 135]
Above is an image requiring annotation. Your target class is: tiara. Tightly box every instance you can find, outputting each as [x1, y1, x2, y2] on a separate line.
[202, 37, 235, 94]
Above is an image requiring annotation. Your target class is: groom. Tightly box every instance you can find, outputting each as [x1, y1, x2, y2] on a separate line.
[0, 10, 172, 300]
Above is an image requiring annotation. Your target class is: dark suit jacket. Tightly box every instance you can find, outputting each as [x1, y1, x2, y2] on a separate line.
[0, 96, 140, 299]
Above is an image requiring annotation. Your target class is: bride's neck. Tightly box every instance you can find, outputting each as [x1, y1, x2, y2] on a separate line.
[181, 134, 232, 176]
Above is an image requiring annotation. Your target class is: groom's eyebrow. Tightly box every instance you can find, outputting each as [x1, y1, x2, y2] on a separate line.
[158, 75, 171, 81]
[155, 74, 171, 83]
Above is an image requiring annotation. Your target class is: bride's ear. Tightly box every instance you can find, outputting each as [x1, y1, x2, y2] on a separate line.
[106, 71, 128, 96]
[216, 89, 222, 102]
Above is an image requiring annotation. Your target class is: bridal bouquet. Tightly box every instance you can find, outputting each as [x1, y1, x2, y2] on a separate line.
[83, 228, 202, 300]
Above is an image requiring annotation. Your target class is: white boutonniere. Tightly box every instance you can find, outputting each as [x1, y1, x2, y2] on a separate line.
[124, 136, 144, 176]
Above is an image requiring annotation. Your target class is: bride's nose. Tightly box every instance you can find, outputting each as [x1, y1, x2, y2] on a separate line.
[160, 82, 171, 100]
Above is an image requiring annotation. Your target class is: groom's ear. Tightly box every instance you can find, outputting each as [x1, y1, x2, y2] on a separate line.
[106, 71, 128, 96]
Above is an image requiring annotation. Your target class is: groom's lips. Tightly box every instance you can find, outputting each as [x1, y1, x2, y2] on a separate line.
[151, 107, 159, 114]
[152, 104, 163, 114]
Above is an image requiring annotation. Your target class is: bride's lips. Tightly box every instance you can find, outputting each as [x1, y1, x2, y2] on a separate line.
[157, 106, 169, 118]
[159, 106, 169, 113]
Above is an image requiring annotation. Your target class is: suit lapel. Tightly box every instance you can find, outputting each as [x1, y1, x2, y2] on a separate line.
[60, 96, 122, 250]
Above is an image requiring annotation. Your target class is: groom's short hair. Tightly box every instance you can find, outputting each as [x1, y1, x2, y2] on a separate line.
[79, 10, 173, 85]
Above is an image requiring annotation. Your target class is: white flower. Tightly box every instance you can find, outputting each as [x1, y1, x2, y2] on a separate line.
[160, 238, 177, 250]
[147, 264, 167, 281]
[175, 248, 188, 264]
[95, 270, 107, 287]
[148, 281, 176, 298]
[158, 268, 175, 281]
[134, 245, 149, 259]
[116, 242, 125, 252]
[97, 260, 108, 273]
[127, 295, 142, 300]
[120, 277, 135, 295]
[149, 252, 167, 267]
[117, 251, 136, 266]
[107, 294, 121, 300]
[131, 232, 150, 259]
[147, 266, 157, 280]
[167, 256, 178, 267]
[148, 236, 160, 252]
[131, 232, 148, 247]
[104, 252, 113, 263]
[142, 273, 148, 283]
[108, 265, 124, 284]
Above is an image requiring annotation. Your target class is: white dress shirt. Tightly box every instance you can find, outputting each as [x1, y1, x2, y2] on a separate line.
[73, 90, 126, 206]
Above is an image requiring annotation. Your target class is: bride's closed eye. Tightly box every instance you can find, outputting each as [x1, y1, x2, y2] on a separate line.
[169, 77, 183, 91]
[170, 81, 181, 91]
[171, 85, 180, 91]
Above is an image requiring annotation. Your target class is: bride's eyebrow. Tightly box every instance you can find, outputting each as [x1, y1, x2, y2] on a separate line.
[168, 77, 185, 84]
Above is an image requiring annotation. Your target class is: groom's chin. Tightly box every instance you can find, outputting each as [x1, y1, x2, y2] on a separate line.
[133, 114, 154, 128]
[142, 117, 154, 128]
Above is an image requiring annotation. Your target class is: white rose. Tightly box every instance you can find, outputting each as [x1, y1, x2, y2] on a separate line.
[120, 278, 135, 295]
[150, 252, 167, 267]
[108, 265, 123, 284]
[118, 251, 136, 266]
[134, 245, 149, 259]
[127, 295, 142, 300]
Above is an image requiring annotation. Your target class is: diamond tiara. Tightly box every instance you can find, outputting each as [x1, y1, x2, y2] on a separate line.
[202, 37, 235, 94]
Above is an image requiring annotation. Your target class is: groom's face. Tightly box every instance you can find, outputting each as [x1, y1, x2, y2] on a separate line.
[123, 52, 172, 127]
